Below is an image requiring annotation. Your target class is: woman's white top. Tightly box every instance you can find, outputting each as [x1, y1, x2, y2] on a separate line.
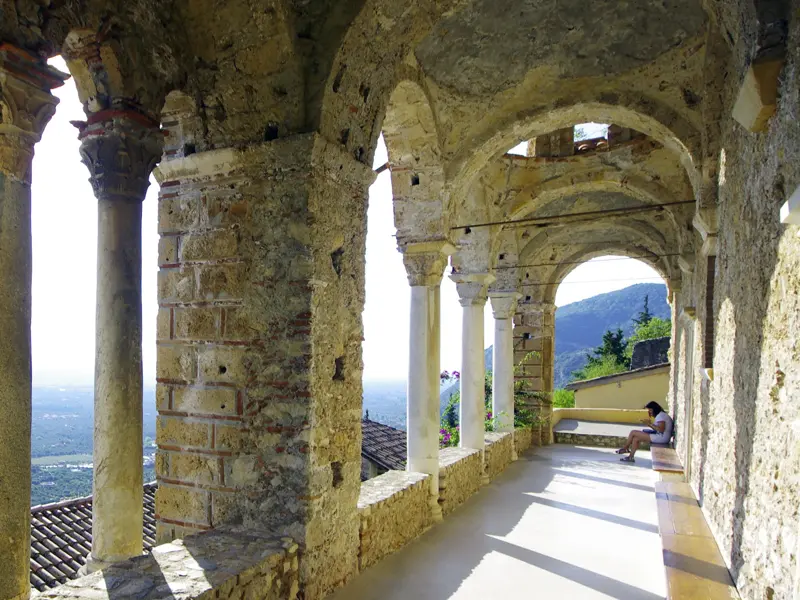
[650, 412, 673, 444]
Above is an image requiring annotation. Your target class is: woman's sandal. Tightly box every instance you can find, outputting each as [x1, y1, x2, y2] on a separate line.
[620, 455, 635, 463]
[615, 448, 629, 454]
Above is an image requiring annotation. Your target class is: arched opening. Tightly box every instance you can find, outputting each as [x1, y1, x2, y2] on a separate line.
[551, 254, 672, 403]
[29, 56, 160, 508]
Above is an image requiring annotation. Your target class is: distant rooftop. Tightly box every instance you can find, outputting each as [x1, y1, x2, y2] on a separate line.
[29, 483, 157, 592]
[361, 418, 407, 472]
[31, 418, 410, 591]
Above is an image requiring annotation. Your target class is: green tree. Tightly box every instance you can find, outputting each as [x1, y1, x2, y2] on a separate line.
[571, 355, 628, 381]
[625, 316, 671, 358]
[633, 295, 653, 327]
[571, 327, 630, 380]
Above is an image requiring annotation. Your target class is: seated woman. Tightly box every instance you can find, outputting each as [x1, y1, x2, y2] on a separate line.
[616, 401, 673, 463]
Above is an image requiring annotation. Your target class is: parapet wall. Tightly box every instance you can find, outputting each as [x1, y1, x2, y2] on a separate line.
[34, 434, 537, 600]
[35, 526, 298, 600]
[514, 426, 533, 454]
[484, 432, 514, 481]
[357, 471, 432, 570]
[438, 447, 483, 515]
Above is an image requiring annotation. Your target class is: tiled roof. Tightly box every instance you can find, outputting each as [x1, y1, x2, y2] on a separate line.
[29, 420, 406, 591]
[29, 482, 157, 592]
[361, 418, 407, 471]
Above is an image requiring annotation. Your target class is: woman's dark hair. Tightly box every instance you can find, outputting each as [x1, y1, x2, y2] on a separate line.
[645, 401, 664, 417]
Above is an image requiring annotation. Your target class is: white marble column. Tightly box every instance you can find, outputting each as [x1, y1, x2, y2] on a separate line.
[490, 293, 520, 436]
[403, 241, 453, 522]
[452, 274, 494, 480]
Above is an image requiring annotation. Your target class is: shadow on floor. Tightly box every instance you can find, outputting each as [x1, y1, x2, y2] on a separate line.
[329, 444, 663, 600]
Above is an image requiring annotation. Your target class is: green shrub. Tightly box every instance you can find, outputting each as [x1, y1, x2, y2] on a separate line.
[552, 388, 575, 408]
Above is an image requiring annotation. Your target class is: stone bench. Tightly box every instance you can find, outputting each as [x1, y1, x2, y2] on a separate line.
[651, 445, 684, 473]
[655, 481, 740, 599]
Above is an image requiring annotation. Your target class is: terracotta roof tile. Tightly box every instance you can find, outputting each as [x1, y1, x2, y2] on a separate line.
[361, 418, 407, 472]
[29, 482, 157, 592]
[29, 419, 405, 591]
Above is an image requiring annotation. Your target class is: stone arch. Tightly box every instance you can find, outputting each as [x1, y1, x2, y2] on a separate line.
[537, 245, 674, 306]
[507, 176, 691, 255]
[314, 0, 461, 166]
[516, 218, 677, 303]
[383, 79, 447, 246]
[510, 174, 684, 219]
[448, 96, 704, 206]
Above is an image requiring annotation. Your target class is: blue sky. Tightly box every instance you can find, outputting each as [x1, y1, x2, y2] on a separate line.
[30, 58, 661, 384]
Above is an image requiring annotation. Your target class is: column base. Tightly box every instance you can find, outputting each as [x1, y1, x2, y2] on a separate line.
[79, 555, 114, 576]
[430, 497, 443, 523]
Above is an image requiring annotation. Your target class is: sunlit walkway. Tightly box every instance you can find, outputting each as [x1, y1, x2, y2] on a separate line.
[330, 445, 666, 600]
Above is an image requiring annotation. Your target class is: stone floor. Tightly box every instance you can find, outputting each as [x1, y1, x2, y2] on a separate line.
[329, 445, 665, 600]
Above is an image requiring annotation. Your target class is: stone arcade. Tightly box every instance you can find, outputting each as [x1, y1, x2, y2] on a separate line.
[0, 1, 799, 599]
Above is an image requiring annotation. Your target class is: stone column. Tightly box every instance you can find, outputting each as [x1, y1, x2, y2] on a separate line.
[76, 113, 163, 570]
[0, 46, 65, 600]
[514, 301, 556, 444]
[452, 274, 493, 480]
[490, 293, 520, 437]
[152, 133, 375, 599]
[402, 241, 452, 523]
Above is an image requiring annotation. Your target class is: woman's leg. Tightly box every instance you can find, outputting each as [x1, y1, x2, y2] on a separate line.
[617, 430, 638, 453]
[628, 431, 651, 458]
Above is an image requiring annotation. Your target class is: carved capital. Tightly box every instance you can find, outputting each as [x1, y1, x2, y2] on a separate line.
[401, 240, 454, 287]
[489, 292, 521, 320]
[77, 116, 164, 202]
[0, 44, 68, 179]
[451, 272, 494, 307]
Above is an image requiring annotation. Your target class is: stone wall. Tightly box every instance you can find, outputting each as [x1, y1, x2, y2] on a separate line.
[153, 132, 373, 599]
[553, 431, 647, 450]
[484, 432, 514, 481]
[35, 526, 298, 599]
[665, 12, 800, 599]
[514, 426, 532, 455]
[357, 471, 432, 570]
[438, 448, 482, 515]
[630, 336, 671, 370]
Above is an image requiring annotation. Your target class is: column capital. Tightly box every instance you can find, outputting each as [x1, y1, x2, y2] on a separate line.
[451, 272, 494, 307]
[401, 240, 455, 287]
[76, 114, 164, 202]
[489, 292, 522, 319]
[0, 44, 68, 179]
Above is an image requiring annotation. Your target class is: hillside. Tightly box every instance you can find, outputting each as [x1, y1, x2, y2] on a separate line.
[553, 283, 669, 386]
[437, 283, 669, 394]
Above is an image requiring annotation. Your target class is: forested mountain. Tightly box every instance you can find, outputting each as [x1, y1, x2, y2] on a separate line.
[553, 283, 669, 386]
[438, 282, 670, 393]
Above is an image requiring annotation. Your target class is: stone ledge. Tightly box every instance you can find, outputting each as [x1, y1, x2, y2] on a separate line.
[514, 426, 533, 454]
[34, 526, 298, 600]
[357, 470, 432, 570]
[484, 432, 514, 480]
[357, 470, 429, 511]
[438, 448, 482, 515]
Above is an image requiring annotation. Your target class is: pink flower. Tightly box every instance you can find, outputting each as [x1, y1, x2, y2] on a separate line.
[452, 371, 461, 379]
